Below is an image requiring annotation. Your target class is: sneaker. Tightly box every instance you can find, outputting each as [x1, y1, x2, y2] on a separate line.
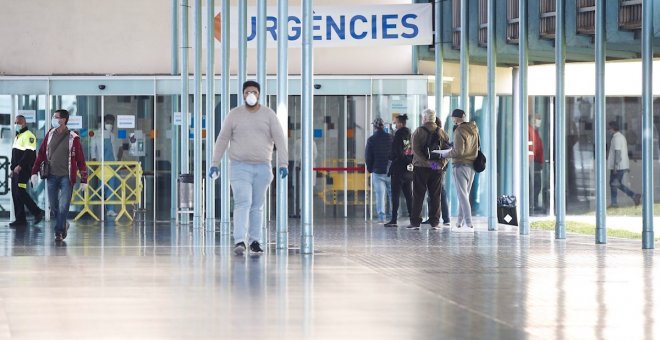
[607, 204, 619, 209]
[249, 241, 264, 254]
[421, 219, 430, 224]
[430, 225, 440, 230]
[62, 223, 69, 240]
[54, 233, 63, 241]
[406, 224, 420, 230]
[107, 210, 117, 217]
[233, 242, 246, 255]
[384, 220, 398, 227]
[33, 210, 45, 224]
[443, 221, 450, 226]
[8, 220, 28, 228]
[633, 194, 641, 206]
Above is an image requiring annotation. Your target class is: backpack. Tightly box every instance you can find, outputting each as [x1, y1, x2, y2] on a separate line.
[422, 127, 442, 160]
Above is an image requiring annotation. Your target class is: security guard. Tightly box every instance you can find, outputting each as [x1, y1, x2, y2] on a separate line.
[9, 115, 44, 227]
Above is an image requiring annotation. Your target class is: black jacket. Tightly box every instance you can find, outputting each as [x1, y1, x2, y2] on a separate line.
[365, 129, 393, 175]
[388, 127, 412, 176]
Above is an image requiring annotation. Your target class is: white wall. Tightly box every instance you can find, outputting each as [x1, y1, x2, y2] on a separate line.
[0, 0, 414, 76]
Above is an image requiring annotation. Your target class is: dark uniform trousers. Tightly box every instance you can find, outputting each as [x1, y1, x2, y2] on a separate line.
[11, 176, 41, 222]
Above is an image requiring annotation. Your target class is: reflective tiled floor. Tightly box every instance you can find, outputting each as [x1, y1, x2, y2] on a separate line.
[0, 217, 658, 339]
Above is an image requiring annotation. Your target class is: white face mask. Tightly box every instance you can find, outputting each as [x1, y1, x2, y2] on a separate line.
[105, 124, 113, 131]
[15, 124, 22, 132]
[51, 118, 60, 128]
[245, 93, 258, 107]
[535, 119, 542, 128]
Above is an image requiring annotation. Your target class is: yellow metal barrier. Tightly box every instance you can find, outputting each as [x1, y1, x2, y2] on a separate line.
[316, 159, 368, 205]
[71, 161, 143, 222]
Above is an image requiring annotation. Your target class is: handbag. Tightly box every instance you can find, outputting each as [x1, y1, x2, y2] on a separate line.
[39, 161, 50, 179]
[40, 130, 68, 179]
[473, 134, 486, 173]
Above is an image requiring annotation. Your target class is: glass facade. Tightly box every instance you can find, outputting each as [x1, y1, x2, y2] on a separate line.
[1, 77, 658, 226]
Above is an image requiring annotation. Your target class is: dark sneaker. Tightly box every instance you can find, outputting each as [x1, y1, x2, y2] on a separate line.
[8, 220, 28, 228]
[249, 241, 264, 254]
[54, 233, 63, 241]
[33, 210, 45, 224]
[421, 219, 430, 224]
[406, 224, 420, 230]
[62, 223, 69, 240]
[633, 194, 641, 206]
[384, 220, 398, 227]
[233, 242, 246, 255]
[443, 221, 450, 226]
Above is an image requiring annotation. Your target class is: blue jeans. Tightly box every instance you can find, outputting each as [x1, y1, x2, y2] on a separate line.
[372, 173, 391, 221]
[230, 161, 274, 245]
[610, 169, 636, 205]
[47, 175, 73, 233]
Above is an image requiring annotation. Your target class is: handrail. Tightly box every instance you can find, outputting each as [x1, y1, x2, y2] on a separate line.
[0, 156, 9, 196]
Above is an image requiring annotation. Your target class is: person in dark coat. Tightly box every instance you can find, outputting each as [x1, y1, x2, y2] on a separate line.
[384, 114, 413, 227]
[365, 117, 393, 222]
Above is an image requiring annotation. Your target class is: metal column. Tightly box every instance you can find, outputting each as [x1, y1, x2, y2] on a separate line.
[276, 0, 289, 250]
[555, 0, 566, 239]
[193, 0, 203, 226]
[238, 0, 247, 88]
[205, 0, 216, 228]
[434, 0, 442, 115]
[641, 0, 655, 249]
[171, 0, 180, 220]
[220, 0, 231, 236]
[595, 0, 606, 244]
[180, 0, 190, 183]
[257, 0, 267, 90]
[518, 0, 529, 235]
[487, 0, 497, 231]
[459, 0, 469, 113]
[301, 0, 314, 254]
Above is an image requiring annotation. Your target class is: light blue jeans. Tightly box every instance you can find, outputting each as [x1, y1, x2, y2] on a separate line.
[372, 173, 391, 221]
[47, 175, 73, 233]
[230, 161, 274, 245]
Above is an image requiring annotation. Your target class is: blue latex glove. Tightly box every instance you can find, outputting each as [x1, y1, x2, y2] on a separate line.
[279, 167, 288, 179]
[209, 166, 220, 180]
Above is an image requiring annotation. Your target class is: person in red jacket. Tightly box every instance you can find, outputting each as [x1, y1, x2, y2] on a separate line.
[31, 109, 88, 241]
[528, 113, 544, 212]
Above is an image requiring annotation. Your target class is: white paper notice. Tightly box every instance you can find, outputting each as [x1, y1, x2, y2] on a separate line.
[173, 112, 183, 126]
[68, 116, 83, 129]
[117, 115, 136, 129]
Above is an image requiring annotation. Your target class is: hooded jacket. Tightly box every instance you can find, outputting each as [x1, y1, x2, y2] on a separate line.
[365, 129, 393, 174]
[31, 128, 88, 186]
[445, 121, 479, 165]
[412, 122, 450, 169]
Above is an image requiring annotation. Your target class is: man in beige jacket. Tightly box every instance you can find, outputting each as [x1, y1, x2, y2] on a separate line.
[439, 109, 479, 230]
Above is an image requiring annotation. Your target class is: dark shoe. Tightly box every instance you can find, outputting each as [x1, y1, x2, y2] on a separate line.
[249, 241, 264, 254]
[406, 224, 420, 230]
[443, 221, 450, 226]
[62, 223, 69, 240]
[33, 210, 45, 224]
[54, 233, 63, 241]
[607, 204, 619, 209]
[633, 194, 641, 206]
[421, 219, 430, 224]
[8, 220, 28, 228]
[430, 225, 440, 230]
[384, 220, 398, 227]
[233, 242, 246, 255]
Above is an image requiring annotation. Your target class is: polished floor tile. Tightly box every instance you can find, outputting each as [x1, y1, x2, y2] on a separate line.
[0, 217, 658, 339]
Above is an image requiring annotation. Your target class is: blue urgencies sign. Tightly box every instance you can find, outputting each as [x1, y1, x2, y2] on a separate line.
[206, 4, 432, 48]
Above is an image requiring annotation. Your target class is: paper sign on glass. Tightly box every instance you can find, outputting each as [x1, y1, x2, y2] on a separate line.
[68, 116, 83, 129]
[18, 110, 36, 123]
[117, 115, 136, 129]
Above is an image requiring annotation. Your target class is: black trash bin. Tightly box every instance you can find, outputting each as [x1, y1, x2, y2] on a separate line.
[178, 174, 194, 210]
[497, 195, 518, 226]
